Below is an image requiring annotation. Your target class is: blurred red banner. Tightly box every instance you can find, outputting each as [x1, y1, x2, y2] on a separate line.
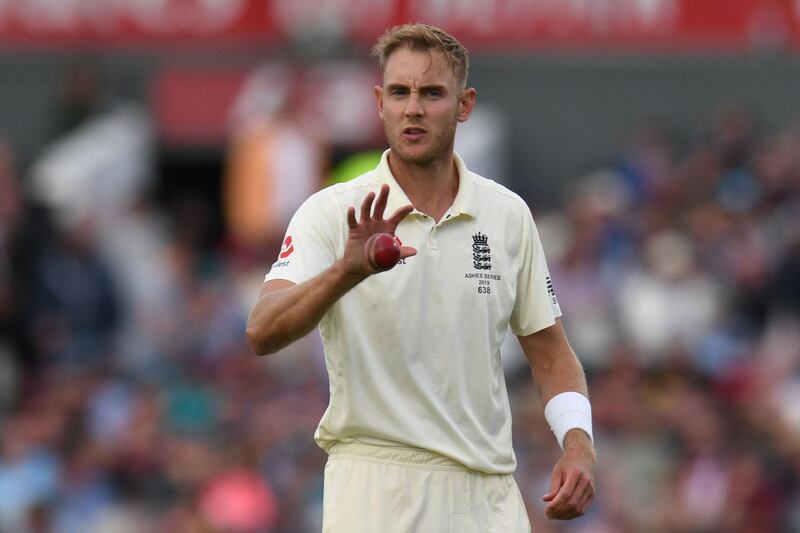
[0, 0, 798, 50]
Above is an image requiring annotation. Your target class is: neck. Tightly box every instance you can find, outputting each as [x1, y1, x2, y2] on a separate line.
[387, 150, 459, 222]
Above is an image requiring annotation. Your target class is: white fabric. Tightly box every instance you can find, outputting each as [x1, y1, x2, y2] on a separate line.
[265, 149, 561, 473]
[543, 391, 593, 450]
[323, 442, 531, 533]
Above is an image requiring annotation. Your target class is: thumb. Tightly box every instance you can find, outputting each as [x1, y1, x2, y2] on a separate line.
[400, 246, 417, 258]
[543, 468, 563, 501]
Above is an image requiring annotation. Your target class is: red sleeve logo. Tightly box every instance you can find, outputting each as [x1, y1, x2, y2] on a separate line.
[279, 235, 295, 258]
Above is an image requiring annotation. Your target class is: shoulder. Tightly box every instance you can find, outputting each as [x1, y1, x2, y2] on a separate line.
[291, 171, 385, 233]
[298, 170, 380, 214]
[469, 172, 533, 217]
[326, 169, 383, 198]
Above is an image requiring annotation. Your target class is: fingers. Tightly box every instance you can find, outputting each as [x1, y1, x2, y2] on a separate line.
[349, 188, 412, 241]
[565, 476, 591, 516]
[347, 207, 358, 229]
[360, 191, 376, 223]
[373, 184, 389, 220]
[542, 468, 562, 502]
[544, 470, 575, 510]
[544, 471, 579, 519]
[544, 470, 594, 520]
[399, 246, 417, 259]
[388, 204, 414, 227]
[575, 479, 594, 516]
[352, 187, 412, 229]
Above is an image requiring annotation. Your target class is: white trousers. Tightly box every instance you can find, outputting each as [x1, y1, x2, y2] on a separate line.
[322, 442, 531, 533]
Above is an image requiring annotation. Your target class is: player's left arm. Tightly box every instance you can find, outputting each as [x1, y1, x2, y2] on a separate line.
[518, 318, 596, 520]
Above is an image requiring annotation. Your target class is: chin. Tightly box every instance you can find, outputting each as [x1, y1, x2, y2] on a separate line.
[391, 144, 440, 166]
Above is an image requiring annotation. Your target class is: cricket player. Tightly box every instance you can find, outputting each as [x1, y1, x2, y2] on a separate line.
[247, 23, 595, 531]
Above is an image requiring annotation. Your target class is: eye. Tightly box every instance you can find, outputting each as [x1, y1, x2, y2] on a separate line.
[424, 88, 442, 98]
[390, 87, 408, 96]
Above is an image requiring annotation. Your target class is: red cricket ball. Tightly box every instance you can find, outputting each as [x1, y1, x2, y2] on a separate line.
[366, 233, 401, 270]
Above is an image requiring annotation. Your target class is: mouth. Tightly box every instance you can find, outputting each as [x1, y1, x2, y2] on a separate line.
[402, 126, 427, 141]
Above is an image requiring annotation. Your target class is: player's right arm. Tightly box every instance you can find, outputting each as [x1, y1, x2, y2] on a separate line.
[246, 184, 415, 355]
[246, 268, 362, 355]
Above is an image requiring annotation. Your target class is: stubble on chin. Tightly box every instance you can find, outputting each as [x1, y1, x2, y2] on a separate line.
[389, 143, 438, 167]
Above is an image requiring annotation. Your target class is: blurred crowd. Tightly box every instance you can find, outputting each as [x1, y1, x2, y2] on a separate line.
[0, 66, 799, 533]
[515, 100, 800, 532]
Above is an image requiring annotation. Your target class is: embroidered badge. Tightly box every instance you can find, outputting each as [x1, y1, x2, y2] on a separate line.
[472, 232, 491, 270]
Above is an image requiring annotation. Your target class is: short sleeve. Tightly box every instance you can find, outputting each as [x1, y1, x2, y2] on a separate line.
[509, 203, 562, 336]
[264, 191, 339, 284]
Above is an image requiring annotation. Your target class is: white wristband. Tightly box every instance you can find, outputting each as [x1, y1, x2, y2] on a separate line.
[544, 391, 593, 450]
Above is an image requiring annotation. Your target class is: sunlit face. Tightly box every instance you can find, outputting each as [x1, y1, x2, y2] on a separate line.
[374, 47, 475, 167]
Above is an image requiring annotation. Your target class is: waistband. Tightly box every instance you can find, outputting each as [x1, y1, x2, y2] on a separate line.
[327, 441, 469, 471]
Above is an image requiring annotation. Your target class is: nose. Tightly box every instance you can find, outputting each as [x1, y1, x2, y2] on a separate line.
[404, 92, 423, 117]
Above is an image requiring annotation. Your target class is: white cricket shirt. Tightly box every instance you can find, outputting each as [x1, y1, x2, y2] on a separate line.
[265, 150, 561, 473]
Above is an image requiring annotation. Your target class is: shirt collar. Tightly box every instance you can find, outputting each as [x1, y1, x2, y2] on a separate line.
[375, 149, 478, 219]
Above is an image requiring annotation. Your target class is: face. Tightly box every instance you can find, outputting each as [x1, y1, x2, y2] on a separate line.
[375, 47, 475, 167]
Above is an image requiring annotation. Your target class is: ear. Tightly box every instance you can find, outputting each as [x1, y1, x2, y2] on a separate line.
[457, 88, 476, 123]
[374, 85, 384, 120]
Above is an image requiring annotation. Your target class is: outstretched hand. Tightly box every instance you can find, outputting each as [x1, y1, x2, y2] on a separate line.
[542, 429, 595, 520]
[343, 184, 416, 276]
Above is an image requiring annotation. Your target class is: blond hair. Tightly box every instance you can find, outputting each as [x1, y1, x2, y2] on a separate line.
[371, 23, 469, 88]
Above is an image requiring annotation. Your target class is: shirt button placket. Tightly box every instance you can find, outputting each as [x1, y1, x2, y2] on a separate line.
[429, 226, 438, 250]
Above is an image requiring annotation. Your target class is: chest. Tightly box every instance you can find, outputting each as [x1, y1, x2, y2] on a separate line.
[357, 215, 521, 321]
